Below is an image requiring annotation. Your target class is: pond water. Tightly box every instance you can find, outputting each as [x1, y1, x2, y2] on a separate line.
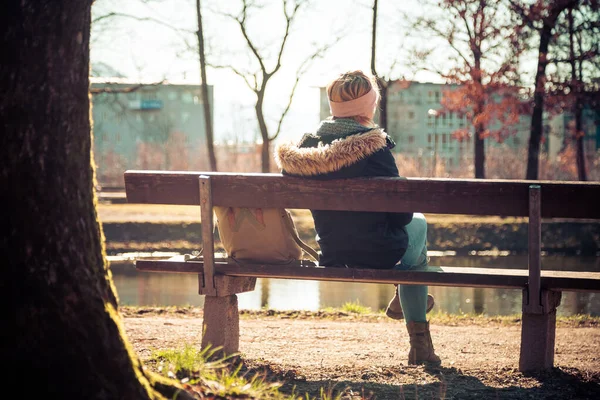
[109, 254, 600, 317]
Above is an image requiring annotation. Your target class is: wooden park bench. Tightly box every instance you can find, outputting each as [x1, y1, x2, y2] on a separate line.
[123, 170, 600, 372]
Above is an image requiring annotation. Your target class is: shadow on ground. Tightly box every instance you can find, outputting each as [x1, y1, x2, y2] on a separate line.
[240, 360, 600, 399]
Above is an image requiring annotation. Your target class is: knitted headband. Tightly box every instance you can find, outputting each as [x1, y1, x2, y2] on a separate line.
[329, 87, 378, 118]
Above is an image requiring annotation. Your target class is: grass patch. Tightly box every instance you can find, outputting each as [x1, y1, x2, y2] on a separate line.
[426, 311, 600, 327]
[340, 300, 372, 314]
[120, 305, 599, 327]
[149, 344, 351, 399]
[320, 300, 372, 315]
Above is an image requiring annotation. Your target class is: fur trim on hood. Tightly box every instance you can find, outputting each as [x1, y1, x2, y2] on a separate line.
[275, 128, 388, 176]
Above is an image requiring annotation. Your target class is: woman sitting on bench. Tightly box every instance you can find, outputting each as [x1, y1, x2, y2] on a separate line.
[275, 70, 440, 365]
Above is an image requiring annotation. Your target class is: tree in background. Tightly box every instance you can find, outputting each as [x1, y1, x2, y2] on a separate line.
[197, 0, 218, 171]
[1, 1, 195, 397]
[92, 0, 219, 172]
[510, 0, 580, 180]
[546, 1, 600, 181]
[408, 0, 525, 179]
[215, 0, 333, 173]
[370, 0, 412, 134]
[371, 0, 389, 130]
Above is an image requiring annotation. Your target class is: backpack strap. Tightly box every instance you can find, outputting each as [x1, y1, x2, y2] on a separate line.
[282, 211, 320, 262]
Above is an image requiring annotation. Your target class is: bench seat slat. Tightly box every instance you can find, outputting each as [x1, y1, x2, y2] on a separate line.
[134, 259, 600, 292]
[124, 171, 600, 219]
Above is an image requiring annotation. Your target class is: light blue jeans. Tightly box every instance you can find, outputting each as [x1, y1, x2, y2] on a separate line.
[394, 213, 429, 323]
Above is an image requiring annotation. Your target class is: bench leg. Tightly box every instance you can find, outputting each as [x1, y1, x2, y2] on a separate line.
[201, 294, 240, 356]
[519, 290, 562, 372]
[199, 275, 255, 357]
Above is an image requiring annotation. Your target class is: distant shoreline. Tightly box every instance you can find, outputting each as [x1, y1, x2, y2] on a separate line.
[102, 220, 600, 256]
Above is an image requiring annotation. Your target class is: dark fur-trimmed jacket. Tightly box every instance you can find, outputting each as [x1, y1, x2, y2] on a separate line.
[275, 119, 413, 269]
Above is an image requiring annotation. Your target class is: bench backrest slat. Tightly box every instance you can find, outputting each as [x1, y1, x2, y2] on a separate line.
[124, 171, 600, 219]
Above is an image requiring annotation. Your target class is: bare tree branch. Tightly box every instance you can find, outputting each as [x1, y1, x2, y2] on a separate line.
[270, 37, 339, 141]
[209, 63, 259, 92]
[272, 0, 303, 78]
[92, 12, 194, 34]
[235, 0, 268, 75]
[416, 14, 473, 69]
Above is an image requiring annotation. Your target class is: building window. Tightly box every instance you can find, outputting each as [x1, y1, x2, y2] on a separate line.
[408, 135, 415, 144]
[408, 111, 415, 120]
[514, 137, 521, 146]
[428, 134, 432, 144]
[182, 91, 193, 104]
[142, 91, 157, 100]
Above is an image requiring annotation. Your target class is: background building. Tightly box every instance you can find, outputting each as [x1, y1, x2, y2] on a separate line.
[321, 81, 533, 172]
[91, 78, 213, 187]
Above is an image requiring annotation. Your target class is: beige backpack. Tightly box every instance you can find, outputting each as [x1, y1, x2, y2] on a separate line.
[213, 207, 319, 264]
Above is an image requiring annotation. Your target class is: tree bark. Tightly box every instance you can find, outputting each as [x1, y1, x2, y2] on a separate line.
[197, 0, 218, 171]
[0, 1, 192, 398]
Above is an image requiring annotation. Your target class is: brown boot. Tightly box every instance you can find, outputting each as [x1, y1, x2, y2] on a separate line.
[406, 321, 441, 365]
[385, 285, 435, 320]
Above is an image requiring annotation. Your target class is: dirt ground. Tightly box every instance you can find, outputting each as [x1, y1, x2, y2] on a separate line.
[122, 307, 600, 400]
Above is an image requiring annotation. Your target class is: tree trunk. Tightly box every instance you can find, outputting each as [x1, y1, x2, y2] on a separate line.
[525, 3, 569, 180]
[473, 59, 485, 179]
[371, 0, 378, 78]
[575, 103, 587, 181]
[568, 8, 587, 181]
[474, 127, 485, 178]
[378, 80, 388, 132]
[1, 1, 190, 398]
[371, 0, 388, 131]
[256, 95, 270, 173]
[197, 0, 218, 171]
